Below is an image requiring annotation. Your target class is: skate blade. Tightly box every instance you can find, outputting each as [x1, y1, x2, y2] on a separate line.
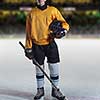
[51, 96, 69, 100]
[34, 96, 44, 100]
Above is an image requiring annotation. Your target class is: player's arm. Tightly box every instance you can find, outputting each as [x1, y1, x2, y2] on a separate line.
[25, 13, 33, 59]
[55, 8, 70, 31]
[25, 13, 32, 48]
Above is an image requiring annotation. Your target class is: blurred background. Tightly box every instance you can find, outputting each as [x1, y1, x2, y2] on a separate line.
[0, 0, 100, 38]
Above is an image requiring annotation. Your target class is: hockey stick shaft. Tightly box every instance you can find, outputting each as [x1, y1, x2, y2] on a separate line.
[19, 41, 58, 90]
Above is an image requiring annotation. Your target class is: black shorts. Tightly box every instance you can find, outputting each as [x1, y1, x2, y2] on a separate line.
[32, 40, 60, 65]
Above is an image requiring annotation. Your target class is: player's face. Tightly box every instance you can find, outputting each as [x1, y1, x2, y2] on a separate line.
[36, 0, 46, 6]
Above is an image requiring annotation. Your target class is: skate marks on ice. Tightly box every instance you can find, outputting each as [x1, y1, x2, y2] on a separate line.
[68, 96, 100, 100]
[0, 88, 50, 100]
[0, 88, 33, 100]
[51, 96, 100, 100]
[0, 88, 100, 100]
[0, 88, 68, 100]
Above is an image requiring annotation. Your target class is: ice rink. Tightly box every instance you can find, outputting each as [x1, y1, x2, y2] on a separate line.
[0, 38, 100, 100]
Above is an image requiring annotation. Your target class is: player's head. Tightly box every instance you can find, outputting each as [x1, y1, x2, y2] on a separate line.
[36, 0, 47, 6]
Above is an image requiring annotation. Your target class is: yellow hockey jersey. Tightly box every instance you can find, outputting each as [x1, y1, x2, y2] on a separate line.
[25, 6, 69, 48]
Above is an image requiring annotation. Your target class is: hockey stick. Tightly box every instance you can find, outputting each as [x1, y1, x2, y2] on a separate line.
[19, 41, 68, 100]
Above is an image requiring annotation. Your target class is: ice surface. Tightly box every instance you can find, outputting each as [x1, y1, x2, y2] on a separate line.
[0, 38, 100, 99]
[0, 95, 28, 100]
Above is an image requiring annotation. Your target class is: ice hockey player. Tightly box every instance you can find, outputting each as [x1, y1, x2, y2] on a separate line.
[25, 0, 69, 99]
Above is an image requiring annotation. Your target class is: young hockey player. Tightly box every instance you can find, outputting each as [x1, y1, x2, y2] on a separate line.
[25, 0, 69, 99]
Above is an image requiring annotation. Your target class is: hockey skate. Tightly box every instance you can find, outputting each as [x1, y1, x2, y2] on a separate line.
[34, 87, 44, 100]
[51, 87, 68, 100]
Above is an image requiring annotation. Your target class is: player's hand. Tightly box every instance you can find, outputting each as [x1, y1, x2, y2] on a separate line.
[25, 48, 33, 60]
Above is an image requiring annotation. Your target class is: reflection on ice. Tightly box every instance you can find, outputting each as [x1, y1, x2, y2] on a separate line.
[0, 88, 33, 100]
[0, 95, 28, 100]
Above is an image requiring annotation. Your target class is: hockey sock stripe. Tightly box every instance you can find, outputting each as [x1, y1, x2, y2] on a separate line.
[36, 75, 44, 79]
[50, 75, 59, 80]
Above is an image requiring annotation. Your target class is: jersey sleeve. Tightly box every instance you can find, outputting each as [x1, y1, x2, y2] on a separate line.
[25, 12, 32, 48]
[55, 8, 70, 31]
